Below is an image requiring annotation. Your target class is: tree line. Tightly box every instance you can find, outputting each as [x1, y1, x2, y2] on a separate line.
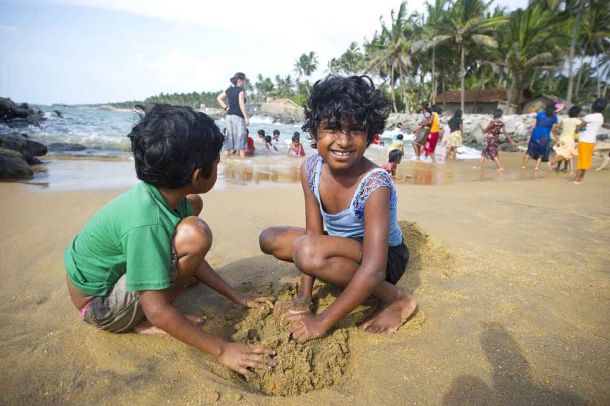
[108, 0, 609, 114]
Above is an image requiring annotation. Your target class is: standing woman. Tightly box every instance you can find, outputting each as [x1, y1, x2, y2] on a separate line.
[522, 103, 558, 171]
[217, 72, 250, 157]
[413, 102, 431, 160]
[423, 105, 442, 163]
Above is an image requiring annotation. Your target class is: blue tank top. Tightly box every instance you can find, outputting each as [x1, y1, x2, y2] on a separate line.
[226, 86, 244, 118]
[305, 154, 403, 246]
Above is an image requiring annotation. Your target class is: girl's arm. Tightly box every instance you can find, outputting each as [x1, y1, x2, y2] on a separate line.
[298, 161, 324, 296]
[238, 91, 250, 126]
[300, 161, 324, 235]
[503, 127, 517, 146]
[576, 118, 586, 132]
[314, 186, 391, 332]
[216, 91, 227, 110]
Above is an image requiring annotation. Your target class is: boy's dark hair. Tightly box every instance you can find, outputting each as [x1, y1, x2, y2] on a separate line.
[545, 102, 556, 117]
[592, 98, 608, 113]
[292, 133, 300, 143]
[265, 135, 272, 143]
[388, 148, 403, 163]
[568, 105, 582, 118]
[257, 129, 265, 136]
[273, 129, 280, 135]
[493, 108, 503, 118]
[431, 104, 443, 114]
[302, 74, 390, 148]
[128, 104, 223, 189]
[396, 134, 404, 140]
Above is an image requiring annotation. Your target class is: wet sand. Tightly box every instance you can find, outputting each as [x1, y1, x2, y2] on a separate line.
[1, 153, 609, 405]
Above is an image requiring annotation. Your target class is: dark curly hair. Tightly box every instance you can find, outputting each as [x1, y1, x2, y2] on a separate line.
[128, 104, 224, 189]
[302, 74, 390, 148]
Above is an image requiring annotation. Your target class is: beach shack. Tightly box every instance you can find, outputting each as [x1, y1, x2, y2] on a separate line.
[436, 88, 509, 114]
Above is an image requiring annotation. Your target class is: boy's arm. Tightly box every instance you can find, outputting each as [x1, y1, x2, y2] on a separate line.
[194, 259, 272, 308]
[288, 187, 390, 343]
[139, 289, 275, 374]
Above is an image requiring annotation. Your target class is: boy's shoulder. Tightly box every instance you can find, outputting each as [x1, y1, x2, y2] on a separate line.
[93, 182, 175, 236]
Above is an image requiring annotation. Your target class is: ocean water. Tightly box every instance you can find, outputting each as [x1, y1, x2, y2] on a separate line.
[14, 105, 481, 163]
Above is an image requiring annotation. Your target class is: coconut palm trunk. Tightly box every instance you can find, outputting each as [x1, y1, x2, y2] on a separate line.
[566, 0, 586, 108]
[432, 47, 437, 105]
[460, 43, 465, 112]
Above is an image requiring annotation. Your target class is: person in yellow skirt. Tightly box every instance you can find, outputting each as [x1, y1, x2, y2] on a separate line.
[549, 105, 582, 174]
[574, 98, 607, 184]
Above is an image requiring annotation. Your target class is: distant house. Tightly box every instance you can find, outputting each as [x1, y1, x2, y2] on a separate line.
[260, 98, 304, 117]
[521, 95, 563, 114]
[436, 88, 509, 114]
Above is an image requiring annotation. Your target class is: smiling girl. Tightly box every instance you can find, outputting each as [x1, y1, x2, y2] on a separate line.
[259, 75, 417, 343]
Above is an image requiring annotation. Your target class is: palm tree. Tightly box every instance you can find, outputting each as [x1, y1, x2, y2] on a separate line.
[566, 0, 586, 108]
[329, 42, 366, 75]
[442, 0, 507, 111]
[412, 0, 451, 104]
[274, 75, 295, 98]
[366, 1, 413, 112]
[579, 0, 610, 98]
[294, 52, 319, 78]
[501, 3, 566, 107]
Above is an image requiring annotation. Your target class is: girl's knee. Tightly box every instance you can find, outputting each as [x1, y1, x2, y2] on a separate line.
[292, 236, 323, 275]
[175, 216, 212, 256]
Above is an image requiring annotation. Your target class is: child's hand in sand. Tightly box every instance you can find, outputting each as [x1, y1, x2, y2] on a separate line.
[218, 342, 276, 375]
[287, 312, 328, 343]
[238, 295, 273, 309]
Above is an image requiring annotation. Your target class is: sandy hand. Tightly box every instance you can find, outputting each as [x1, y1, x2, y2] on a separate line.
[217, 342, 276, 375]
[287, 312, 327, 343]
[239, 295, 273, 309]
[274, 296, 312, 321]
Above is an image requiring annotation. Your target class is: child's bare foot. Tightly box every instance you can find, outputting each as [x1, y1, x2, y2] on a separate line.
[521, 165, 526, 169]
[134, 314, 206, 335]
[358, 290, 417, 334]
[274, 296, 312, 320]
[534, 166, 540, 171]
[496, 167, 504, 172]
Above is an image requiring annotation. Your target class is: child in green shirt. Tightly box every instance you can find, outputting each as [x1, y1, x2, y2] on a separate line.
[65, 104, 275, 375]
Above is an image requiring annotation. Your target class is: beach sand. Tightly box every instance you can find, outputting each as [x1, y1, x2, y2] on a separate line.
[1, 154, 609, 405]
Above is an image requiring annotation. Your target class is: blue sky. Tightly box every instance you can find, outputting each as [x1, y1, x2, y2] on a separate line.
[0, 0, 527, 104]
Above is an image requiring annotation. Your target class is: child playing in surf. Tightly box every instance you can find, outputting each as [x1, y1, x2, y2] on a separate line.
[259, 75, 416, 343]
[477, 109, 517, 171]
[381, 148, 403, 178]
[64, 105, 274, 375]
[288, 132, 306, 157]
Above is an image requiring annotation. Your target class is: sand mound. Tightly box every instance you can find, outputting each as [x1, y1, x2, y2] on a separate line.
[231, 286, 349, 397]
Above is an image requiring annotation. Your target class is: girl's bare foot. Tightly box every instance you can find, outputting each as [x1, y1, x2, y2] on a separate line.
[534, 167, 540, 171]
[496, 167, 504, 172]
[358, 290, 417, 334]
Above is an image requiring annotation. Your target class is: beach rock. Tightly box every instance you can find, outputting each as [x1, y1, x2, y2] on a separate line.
[0, 156, 34, 179]
[0, 97, 44, 126]
[47, 142, 88, 152]
[0, 132, 47, 160]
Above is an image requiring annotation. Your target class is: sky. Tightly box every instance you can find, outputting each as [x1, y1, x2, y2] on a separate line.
[0, 0, 528, 104]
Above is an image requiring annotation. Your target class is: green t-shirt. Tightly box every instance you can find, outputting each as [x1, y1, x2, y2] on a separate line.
[65, 182, 193, 296]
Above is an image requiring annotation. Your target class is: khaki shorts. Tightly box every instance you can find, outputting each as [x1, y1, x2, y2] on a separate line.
[82, 251, 178, 333]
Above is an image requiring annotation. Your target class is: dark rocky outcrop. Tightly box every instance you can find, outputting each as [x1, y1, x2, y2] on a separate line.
[0, 131, 47, 180]
[0, 97, 44, 127]
[0, 156, 34, 179]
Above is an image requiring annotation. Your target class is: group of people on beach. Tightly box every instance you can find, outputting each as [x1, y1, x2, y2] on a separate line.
[216, 72, 306, 158]
[64, 74, 417, 375]
[383, 97, 606, 185]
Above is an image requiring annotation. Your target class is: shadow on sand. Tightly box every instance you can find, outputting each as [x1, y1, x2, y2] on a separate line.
[443, 322, 586, 405]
